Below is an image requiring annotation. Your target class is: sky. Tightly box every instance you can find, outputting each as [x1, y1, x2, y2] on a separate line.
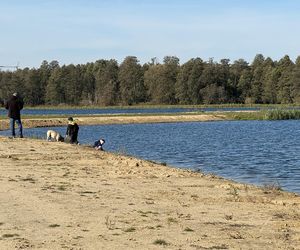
[1, 0, 300, 69]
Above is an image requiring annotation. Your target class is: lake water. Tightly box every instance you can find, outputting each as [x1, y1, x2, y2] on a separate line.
[1, 120, 300, 193]
[1, 106, 300, 117]
[0, 107, 262, 116]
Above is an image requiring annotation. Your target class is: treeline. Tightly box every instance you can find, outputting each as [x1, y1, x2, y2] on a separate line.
[0, 54, 300, 106]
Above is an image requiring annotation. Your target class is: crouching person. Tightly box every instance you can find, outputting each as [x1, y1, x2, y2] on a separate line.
[93, 138, 105, 151]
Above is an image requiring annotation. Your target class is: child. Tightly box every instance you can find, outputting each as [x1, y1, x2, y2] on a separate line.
[93, 138, 105, 151]
[65, 117, 79, 144]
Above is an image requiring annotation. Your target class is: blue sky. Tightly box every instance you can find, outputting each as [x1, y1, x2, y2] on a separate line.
[1, 0, 300, 68]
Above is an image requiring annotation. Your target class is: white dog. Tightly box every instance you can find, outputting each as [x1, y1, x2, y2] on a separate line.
[46, 130, 64, 142]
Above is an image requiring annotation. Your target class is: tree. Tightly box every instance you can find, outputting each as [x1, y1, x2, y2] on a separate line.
[229, 59, 249, 102]
[249, 54, 266, 103]
[94, 59, 119, 105]
[80, 63, 95, 105]
[144, 64, 163, 104]
[237, 69, 252, 103]
[0, 71, 14, 101]
[291, 56, 300, 103]
[24, 69, 44, 105]
[198, 58, 219, 103]
[199, 84, 227, 104]
[262, 66, 279, 104]
[62, 64, 83, 105]
[118, 56, 145, 105]
[0, 54, 299, 106]
[175, 60, 194, 104]
[277, 55, 294, 103]
[38, 60, 52, 104]
[175, 58, 204, 104]
[145, 56, 179, 104]
[45, 67, 64, 104]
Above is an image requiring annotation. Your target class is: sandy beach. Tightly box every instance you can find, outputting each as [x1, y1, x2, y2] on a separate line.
[0, 136, 299, 249]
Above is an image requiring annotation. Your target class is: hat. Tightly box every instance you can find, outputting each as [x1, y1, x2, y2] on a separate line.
[13, 92, 18, 97]
[68, 117, 73, 121]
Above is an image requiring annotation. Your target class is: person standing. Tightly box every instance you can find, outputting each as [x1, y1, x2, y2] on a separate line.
[5, 92, 24, 138]
[65, 117, 79, 144]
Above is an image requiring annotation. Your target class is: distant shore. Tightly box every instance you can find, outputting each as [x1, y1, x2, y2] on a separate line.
[0, 113, 226, 131]
[0, 136, 299, 249]
[0, 101, 299, 132]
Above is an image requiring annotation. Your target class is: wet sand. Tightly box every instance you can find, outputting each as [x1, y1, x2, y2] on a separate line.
[0, 137, 299, 249]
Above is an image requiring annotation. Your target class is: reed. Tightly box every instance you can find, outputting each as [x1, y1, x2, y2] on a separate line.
[265, 109, 300, 120]
[220, 111, 267, 120]
[222, 109, 300, 120]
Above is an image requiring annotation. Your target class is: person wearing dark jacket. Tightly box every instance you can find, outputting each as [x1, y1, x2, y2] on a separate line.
[93, 138, 105, 151]
[65, 117, 79, 144]
[5, 93, 24, 138]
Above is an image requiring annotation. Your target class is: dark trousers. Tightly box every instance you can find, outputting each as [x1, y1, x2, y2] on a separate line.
[10, 118, 23, 137]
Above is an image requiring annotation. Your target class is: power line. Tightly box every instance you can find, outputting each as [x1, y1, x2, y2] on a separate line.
[0, 63, 19, 70]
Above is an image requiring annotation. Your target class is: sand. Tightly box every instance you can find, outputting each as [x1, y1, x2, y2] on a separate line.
[0, 136, 299, 249]
[0, 113, 225, 131]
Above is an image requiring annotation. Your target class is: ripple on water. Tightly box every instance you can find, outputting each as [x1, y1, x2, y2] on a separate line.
[1, 120, 299, 193]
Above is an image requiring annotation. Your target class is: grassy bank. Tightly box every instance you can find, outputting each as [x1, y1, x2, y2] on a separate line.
[220, 111, 267, 120]
[219, 109, 300, 121]
[265, 109, 300, 120]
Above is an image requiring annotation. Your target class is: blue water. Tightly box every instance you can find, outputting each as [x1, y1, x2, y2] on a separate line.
[2, 120, 300, 193]
[0, 107, 262, 116]
[1, 106, 300, 117]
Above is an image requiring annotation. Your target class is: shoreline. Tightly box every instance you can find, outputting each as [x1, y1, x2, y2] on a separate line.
[0, 137, 299, 249]
[0, 113, 226, 131]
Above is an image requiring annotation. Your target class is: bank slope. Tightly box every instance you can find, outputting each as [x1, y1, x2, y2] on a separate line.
[0, 137, 299, 249]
